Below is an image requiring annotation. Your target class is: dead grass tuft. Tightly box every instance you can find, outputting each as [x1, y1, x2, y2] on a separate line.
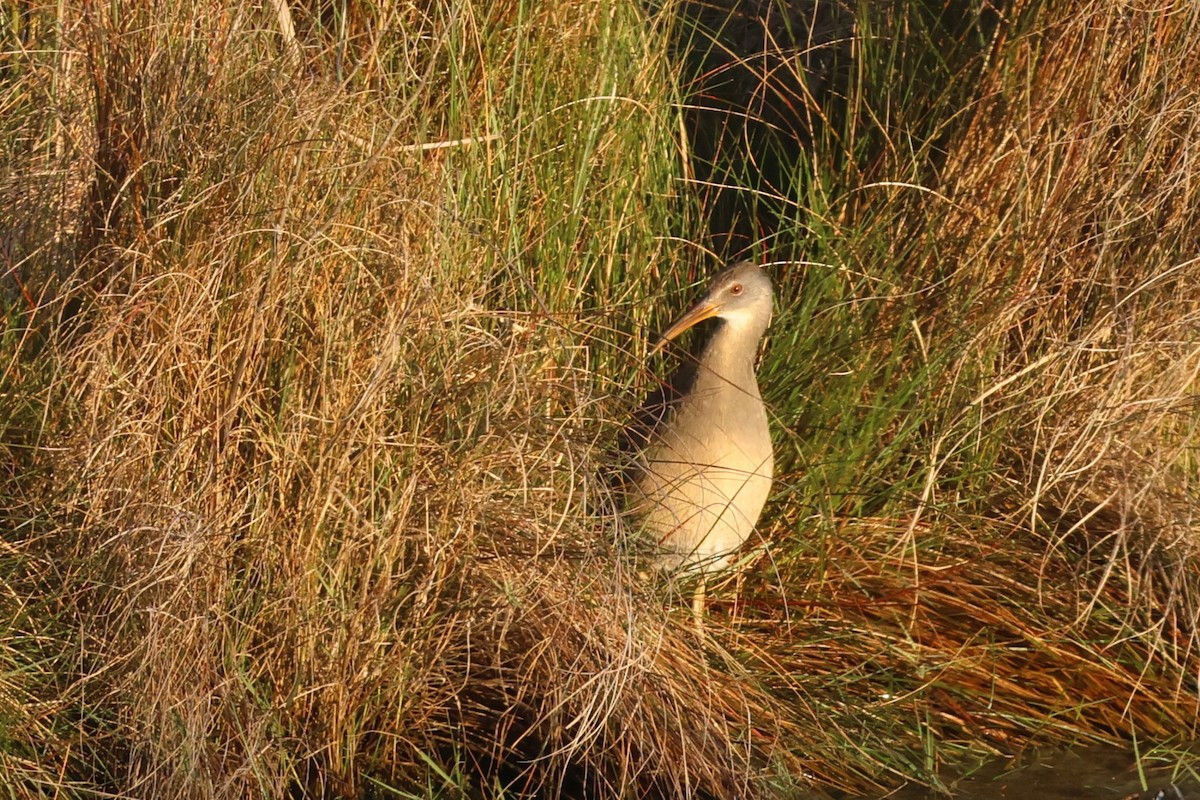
[931, 0, 1200, 652]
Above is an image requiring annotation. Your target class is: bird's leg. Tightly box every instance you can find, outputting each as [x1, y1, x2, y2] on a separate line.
[730, 566, 743, 622]
[691, 576, 707, 623]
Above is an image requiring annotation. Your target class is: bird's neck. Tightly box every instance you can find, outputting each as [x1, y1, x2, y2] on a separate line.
[695, 319, 765, 397]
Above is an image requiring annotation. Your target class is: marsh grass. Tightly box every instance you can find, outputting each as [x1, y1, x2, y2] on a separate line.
[2, 0, 1200, 796]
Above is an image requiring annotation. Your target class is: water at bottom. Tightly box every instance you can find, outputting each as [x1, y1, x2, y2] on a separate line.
[862, 744, 1198, 800]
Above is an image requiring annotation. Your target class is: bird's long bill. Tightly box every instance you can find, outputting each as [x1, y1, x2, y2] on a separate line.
[650, 301, 720, 355]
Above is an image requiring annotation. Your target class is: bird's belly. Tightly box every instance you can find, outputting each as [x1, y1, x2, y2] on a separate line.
[633, 431, 773, 573]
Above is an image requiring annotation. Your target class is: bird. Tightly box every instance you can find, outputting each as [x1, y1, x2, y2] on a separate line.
[622, 261, 775, 615]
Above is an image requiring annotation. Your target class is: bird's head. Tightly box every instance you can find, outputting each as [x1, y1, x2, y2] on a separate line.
[651, 261, 773, 354]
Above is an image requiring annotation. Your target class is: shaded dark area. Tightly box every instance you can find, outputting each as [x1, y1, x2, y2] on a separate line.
[667, 0, 854, 260]
[862, 744, 1199, 800]
[75, 4, 150, 279]
[612, 328, 702, 487]
[664, 0, 1015, 263]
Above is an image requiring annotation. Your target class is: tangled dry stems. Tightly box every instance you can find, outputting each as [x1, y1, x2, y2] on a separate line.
[936, 0, 1200, 655]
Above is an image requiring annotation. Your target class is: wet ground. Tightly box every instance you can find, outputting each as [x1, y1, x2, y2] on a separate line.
[866, 745, 1198, 800]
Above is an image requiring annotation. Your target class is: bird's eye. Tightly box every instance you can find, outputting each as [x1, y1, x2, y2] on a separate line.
[730, 283, 744, 295]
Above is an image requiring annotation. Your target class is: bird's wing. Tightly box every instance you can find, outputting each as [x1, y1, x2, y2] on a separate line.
[612, 348, 700, 488]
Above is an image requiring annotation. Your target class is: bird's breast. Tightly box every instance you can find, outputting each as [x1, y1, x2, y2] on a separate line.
[631, 379, 773, 571]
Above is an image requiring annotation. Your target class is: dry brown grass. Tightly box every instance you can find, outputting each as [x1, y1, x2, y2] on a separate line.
[735, 515, 1199, 762]
[936, 0, 1200, 652]
[3, 1, 822, 796]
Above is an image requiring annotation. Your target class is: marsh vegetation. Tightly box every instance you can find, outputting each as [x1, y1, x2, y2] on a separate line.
[2, 0, 1199, 796]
